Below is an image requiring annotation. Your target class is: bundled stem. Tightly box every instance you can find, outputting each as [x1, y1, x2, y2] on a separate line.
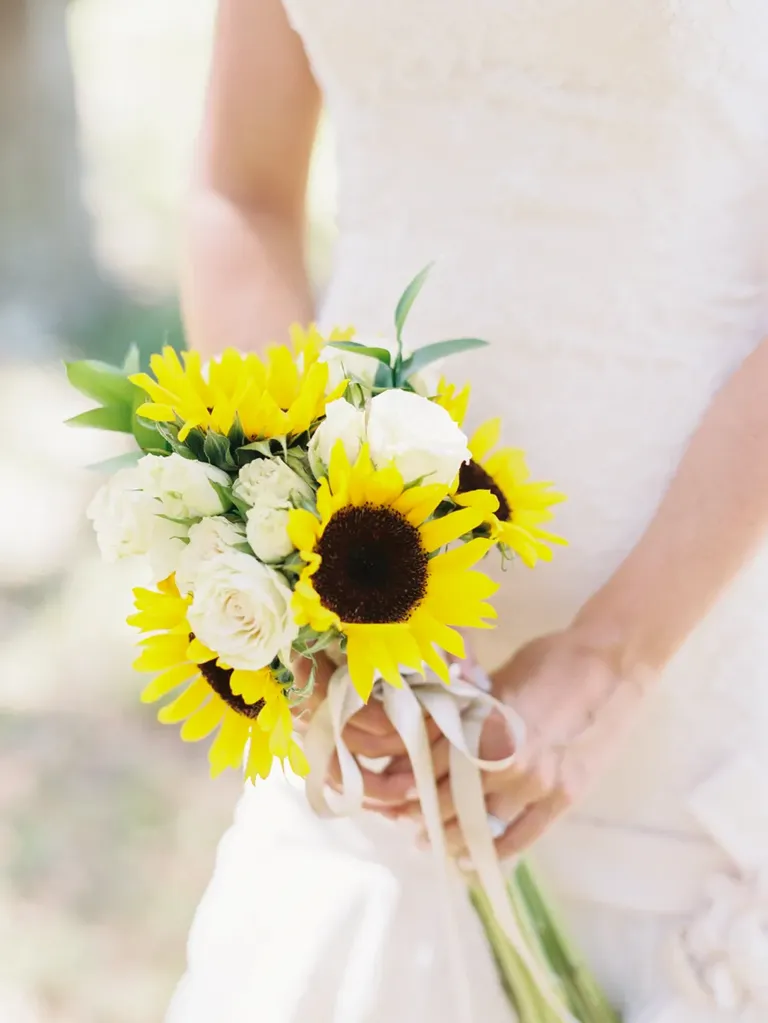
[472, 861, 621, 1023]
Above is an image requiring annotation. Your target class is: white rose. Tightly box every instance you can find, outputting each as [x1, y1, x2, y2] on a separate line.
[175, 516, 246, 595]
[233, 458, 312, 509]
[136, 452, 231, 520]
[233, 459, 313, 563]
[187, 551, 298, 670]
[87, 467, 187, 581]
[320, 338, 440, 396]
[367, 389, 470, 486]
[308, 399, 366, 479]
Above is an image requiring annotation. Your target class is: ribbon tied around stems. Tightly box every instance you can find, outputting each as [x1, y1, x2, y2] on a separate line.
[302, 664, 579, 1023]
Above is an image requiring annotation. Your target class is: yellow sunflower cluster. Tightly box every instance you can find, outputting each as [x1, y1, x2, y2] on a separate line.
[129, 577, 308, 781]
[288, 442, 498, 700]
[436, 384, 567, 567]
[130, 325, 353, 443]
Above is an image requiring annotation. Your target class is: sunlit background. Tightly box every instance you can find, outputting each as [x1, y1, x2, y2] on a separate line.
[0, 3, 335, 1019]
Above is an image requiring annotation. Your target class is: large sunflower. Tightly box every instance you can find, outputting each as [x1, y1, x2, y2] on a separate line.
[130, 325, 352, 443]
[455, 417, 566, 567]
[129, 576, 308, 781]
[288, 443, 498, 700]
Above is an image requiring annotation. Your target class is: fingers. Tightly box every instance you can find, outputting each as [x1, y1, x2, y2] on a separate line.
[493, 792, 568, 860]
[326, 751, 416, 805]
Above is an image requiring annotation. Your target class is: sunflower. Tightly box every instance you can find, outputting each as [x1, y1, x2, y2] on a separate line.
[454, 417, 566, 567]
[129, 576, 308, 781]
[434, 375, 471, 424]
[130, 325, 352, 444]
[288, 443, 498, 700]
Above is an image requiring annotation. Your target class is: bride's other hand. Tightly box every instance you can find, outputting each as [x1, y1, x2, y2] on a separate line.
[400, 628, 654, 859]
[292, 654, 432, 804]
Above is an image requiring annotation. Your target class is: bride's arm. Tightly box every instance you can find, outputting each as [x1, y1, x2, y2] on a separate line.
[181, 0, 320, 357]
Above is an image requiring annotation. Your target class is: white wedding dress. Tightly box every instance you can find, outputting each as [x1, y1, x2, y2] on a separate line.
[167, 3, 768, 1021]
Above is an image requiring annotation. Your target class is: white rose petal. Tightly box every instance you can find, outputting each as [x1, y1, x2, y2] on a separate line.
[308, 399, 366, 479]
[367, 389, 470, 486]
[233, 458, 312, 509]
[136, 452, 231, 520]
[187, 551, 298, 670]
[86, 466, 187, 581]
[176, 516, 246, 595]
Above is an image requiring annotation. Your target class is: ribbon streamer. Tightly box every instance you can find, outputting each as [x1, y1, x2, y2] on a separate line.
[303, 666, 578, 1023]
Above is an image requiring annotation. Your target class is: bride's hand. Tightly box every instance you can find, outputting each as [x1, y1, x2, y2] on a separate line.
[292, 653, 437, 806]
[398, 627, 654, 859]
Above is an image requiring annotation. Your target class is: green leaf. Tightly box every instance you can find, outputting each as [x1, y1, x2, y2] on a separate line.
[398, 337, 489, 382]
[210, 480, 234, 513]
[66, 404, 134, 433]
[327, 341, 393, 365]
[394, 263, 433, 342]
[65, 359, 136, 407]
[228, 416, 247, 450]
[121, 344, 141, 376]
[203, 430, 236, 470]
[237, 439, 274, 458]
[86, 450, 143, 473]
[374, 361, 394, 390]
[131, 383, 168, 452]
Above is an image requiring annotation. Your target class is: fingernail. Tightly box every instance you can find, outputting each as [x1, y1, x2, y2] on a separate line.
[405, 787, 418, 800]
[415, 833, 430, 851]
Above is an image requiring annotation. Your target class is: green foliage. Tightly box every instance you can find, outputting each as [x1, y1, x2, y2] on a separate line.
[67, 404, 134, 433]
[398, 337, 488, 383]
[327, 340, 393, 364]
[394, 263, 433, 343]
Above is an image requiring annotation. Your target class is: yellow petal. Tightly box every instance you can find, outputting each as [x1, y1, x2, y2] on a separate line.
[180, 699, 225, 742]
[245, 732, 274, 782]
[187, 637, 217, 664]
[208, 712, 250, 776]
[419, 507, 484, 552]
[328, 439, 352, 496]
[394, 483, 451, 526]
[287, 508, 320, 552]
[345, 630, 376, 701]
[468, 418, 501, 462]
[288, 740, 310, 777]
[157, 677, 209, 723]
[140, 663, 198, 704]
[135, 402, 175, 423]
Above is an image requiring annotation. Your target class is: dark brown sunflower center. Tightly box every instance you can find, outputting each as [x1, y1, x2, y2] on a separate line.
[457, 460, 511, 521]
[312, 504, 428, 624]
[195, 642, 265, 720]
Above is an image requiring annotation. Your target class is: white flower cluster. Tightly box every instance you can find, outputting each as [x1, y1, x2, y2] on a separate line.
[86, 357, 471, 676]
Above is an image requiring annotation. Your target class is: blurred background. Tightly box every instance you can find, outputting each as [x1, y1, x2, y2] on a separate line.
[0, 2, 335, 1019]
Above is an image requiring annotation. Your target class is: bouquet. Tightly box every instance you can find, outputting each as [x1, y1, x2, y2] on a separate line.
[68, 268, 618, 1023]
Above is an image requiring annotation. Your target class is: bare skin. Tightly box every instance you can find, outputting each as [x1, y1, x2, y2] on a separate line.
[188, 0, 768, 857]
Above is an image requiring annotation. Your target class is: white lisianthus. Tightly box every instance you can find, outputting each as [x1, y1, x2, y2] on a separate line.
[187, 551, 298, 671]
[136, 453, 231, 520]
[86, 467, 187, 581]
[308, 399, 366, 479]
[233, 458, 313, 563]
[175, 516, 246, 595]
[320, 337, 440, 396]
[367, 389, 470, 486]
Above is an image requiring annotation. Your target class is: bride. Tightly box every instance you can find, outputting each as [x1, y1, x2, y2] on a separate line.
[168, 2, 768, 1021]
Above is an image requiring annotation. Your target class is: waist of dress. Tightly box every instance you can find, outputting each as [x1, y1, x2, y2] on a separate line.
[533, 815, 727, 917]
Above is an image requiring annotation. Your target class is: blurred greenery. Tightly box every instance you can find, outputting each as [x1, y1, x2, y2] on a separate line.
[0, 1, 335, 1020]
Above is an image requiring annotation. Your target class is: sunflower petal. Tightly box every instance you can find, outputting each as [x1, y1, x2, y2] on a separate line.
[157, 677, 209, 723]
[469, 418, 501, 462]
[288, 508, 320, 552]
[393, 483, 449, 526]
[419, 507, 484, 552]
[345, 630, 376, 701]
[180, 698, 225, 742]
[140, 663, 198, 704]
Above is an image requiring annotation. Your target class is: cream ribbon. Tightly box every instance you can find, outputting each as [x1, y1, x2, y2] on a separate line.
[303, 666, 578, 1023]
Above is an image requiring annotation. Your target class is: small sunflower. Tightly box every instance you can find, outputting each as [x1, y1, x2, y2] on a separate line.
[288, 443, 498, 700]
[455, 417, 566, 567]
[130, 326, 352, 443]
[129, 576, 308, 781]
